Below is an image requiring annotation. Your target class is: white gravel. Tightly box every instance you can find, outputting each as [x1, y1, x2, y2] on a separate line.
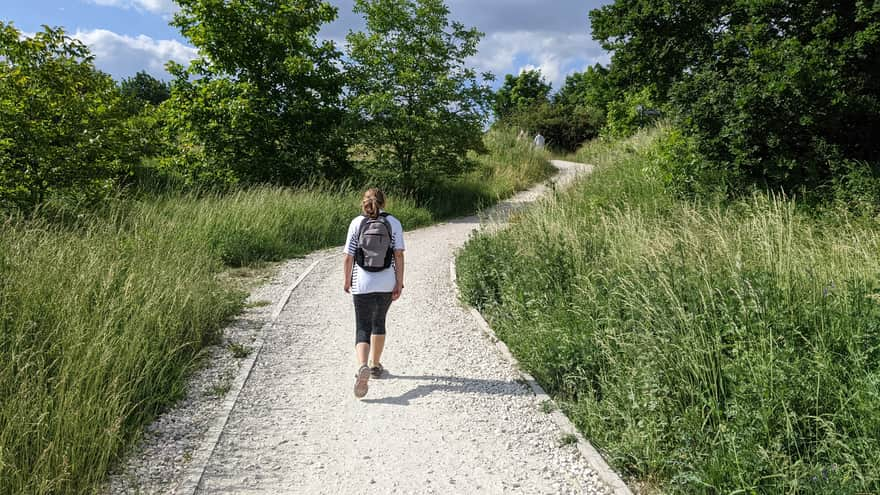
[108, 160, 615, 495]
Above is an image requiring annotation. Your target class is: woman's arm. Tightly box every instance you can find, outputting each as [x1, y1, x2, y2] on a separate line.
[392, 250, 405, 301]
[343, 254, 354, 293]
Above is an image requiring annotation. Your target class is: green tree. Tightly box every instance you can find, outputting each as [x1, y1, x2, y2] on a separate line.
[0, 23, 134, 209]
[553, 64, 616, 114]
[493, 69, 551, 121]
[591, 0, 880, 197]
[164, 0, 348, 186]
[502, 102, 603, 152]
[119, 70, 170, 111]
[116, 72, 170, 164]
[590, 1, 721, 102]
[345, 0, 493, 192]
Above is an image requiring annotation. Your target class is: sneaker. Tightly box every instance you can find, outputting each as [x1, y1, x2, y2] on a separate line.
[354, 365, 370, 398]
[369, 363, 384, 379]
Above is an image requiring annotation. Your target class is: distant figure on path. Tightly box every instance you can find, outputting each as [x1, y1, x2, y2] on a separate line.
[533, 133, 545, 149]
[343, 188, 406, 398]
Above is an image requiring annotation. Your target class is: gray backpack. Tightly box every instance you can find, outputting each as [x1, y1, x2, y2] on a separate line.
[355, 212, 393, 272]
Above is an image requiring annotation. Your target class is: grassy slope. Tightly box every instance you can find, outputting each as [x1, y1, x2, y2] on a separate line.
[456, 127, 880, 494]
[422, 128, 556, 218]
[0, 128, 553, 494]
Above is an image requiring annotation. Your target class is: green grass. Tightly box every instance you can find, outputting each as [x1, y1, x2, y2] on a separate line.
[0, 127, 552, 494]
[418, 127, 555, 218]
[149, 185, 433, 267]
[457, 126, 880, 493]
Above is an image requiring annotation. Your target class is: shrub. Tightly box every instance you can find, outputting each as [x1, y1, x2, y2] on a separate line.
[502, 103, 604, 153]
[603, 86, 660, 139]
[649, 125, 738, 199]
[828, 159, 880, 215]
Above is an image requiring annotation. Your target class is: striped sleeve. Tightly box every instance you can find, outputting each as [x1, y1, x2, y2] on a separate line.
[343, 217, 360, 256]
[390, 215, 405, 251]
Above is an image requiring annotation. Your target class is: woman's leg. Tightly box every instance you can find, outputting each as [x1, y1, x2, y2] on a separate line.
[352, 293, 392, 396]
[367, 293, 393, 368]
[369, 334, 385, 366]
[352, 294, 374, 398]
[353, 295, 373, 366]
[357, 342, 370, 367]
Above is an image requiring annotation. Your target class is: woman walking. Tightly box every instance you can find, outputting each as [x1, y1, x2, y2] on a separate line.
[343, 188, 405, 398]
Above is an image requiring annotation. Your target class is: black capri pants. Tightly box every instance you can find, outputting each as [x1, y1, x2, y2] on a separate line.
[353, 292, 393, 344]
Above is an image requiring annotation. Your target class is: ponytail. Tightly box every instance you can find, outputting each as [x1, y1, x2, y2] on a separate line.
[361, 188, 386, 219]
[363, 197, 379, 219]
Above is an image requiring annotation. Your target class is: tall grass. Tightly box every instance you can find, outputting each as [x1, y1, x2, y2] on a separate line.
[421, 127, 555, 218]
[150, 186, 432, 267]
[0, 206, 236, 494]
[0, 127, 550, 493]
[457, 127, 880, 493]
[0, 187, 428, 493]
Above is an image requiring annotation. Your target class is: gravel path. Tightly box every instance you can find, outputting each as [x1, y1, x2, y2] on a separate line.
[109, 160, 617, 494]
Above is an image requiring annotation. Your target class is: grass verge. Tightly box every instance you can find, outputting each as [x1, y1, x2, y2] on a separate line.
[0, 127, 553, 493]
[419, 127, 555, 218]
[456, 126, 880, 494]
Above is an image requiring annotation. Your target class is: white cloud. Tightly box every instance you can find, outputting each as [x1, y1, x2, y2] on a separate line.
[87, 0, 178, 15]
[469, 30, 608, 90]
[323, 0, 613, 91]
[73, 29, 198, 80]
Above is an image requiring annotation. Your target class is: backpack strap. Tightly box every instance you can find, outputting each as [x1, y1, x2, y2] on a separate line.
[356, 214, 368, 248]
[377, 212, 393, 245]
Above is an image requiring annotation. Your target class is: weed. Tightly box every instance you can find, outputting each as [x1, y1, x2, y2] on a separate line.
[227, 342, 252, 359]
[206, 370, 235, 398]
[207, 381, 231, 398]
[560, 433, 578, 446]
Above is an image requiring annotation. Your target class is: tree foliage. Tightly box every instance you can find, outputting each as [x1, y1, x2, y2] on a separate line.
[164, 0, 348, 186]
[501, 102, 603, 153]
[119, 70, 170, 112]
[493, 68, 608, 152]
[553, 64, 616, 114]
[0, 23, 135, 210]
[591, 0, 880, 196]
[493, 69, 551, 121]
[115, 72, 171, 163]
[603, 86, 660, 139]
[345, 0, 493, 192]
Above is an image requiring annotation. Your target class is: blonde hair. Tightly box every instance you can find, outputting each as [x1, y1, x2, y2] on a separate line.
[361, 188, 386, 219]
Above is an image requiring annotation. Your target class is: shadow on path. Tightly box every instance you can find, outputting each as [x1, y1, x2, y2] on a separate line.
[361, 374, 532, 406]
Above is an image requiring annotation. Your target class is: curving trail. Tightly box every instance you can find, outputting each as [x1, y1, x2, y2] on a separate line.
[186, 160, 620, 494]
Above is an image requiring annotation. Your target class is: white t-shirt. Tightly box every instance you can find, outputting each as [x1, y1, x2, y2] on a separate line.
[343, 212, 405, 294]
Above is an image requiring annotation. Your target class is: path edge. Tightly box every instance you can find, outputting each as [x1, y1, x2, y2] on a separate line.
[450, 259, 633, 495]
[173, 256, 326, 495]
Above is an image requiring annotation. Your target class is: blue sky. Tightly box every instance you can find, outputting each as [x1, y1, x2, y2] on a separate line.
[2, 0, 612, 90]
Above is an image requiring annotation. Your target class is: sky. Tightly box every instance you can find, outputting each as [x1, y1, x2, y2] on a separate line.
[2, 0, 613, 91]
